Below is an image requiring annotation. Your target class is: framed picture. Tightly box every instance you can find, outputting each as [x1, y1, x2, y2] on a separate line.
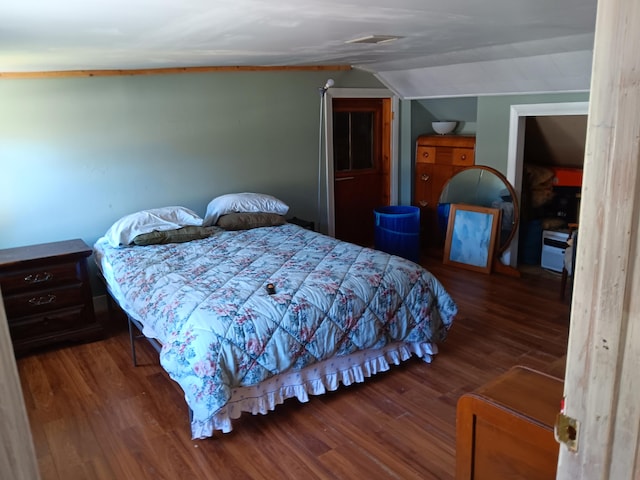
[443, 204, 501, 274]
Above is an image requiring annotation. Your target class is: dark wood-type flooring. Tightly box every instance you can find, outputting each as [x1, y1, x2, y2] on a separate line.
[16, 255, 571, 480]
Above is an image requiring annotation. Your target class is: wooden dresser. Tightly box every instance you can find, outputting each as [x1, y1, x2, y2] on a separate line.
[0, 239, 101, 355]
[413, 134, 475, 246]
[456, 366, 563, 480]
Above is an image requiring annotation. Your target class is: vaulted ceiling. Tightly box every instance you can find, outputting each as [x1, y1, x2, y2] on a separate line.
[1, 0, 598, 98]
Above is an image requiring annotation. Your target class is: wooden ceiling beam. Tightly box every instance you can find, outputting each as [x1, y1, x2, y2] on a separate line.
[0, 64, 352, 79]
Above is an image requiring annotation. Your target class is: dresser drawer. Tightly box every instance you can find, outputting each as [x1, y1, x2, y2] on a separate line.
[414, 135, 476, 248]
[8, 306, 86, 342]
[3, 285, 85, 319]
[416, 145, 437, 163]
[414, 164, 435, 207]
[422, 146, 475, 165]
[453, 147, 474, 165]
[0, 261, 81, 294]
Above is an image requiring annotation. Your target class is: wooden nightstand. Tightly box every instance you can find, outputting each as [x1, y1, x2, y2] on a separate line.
[0, 239, 102, 356]
[288, 217, 315, 231]
[456, 366, 563, 480]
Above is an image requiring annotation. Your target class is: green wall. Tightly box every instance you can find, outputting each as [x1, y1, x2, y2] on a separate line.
[402, 92, 590, 203]
[408, 93, 590, 175]
[0, 66, 591, 295]
[0, 69, 382, 252]
[399, 96, 480, 206]
[476, 92, 590, 172]
[412, 97, 478, 139]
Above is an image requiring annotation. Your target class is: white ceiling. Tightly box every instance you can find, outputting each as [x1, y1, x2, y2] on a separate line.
[0, 0, 598, 98]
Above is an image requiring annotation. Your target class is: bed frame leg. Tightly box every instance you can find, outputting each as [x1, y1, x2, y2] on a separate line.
[128, 317, 138, 367]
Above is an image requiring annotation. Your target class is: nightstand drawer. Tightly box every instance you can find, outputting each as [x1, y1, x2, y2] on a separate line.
[3, 285, 85, 319]
[0, 261, 81, 294]
[8, 306, 86, 341]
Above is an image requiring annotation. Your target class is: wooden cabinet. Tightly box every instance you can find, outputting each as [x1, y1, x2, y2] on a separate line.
[456, 366, 563, 480]
[0, 239, 102, 355]
[414, 134, 475, 246]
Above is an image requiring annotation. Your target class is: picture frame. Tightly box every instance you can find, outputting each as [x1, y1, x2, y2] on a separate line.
[443, 203, 501, 274]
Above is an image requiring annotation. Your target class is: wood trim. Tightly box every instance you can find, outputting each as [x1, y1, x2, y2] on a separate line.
[557, 0, 640, 477]
[0, 288, 41, 480]
[381, 98, 392, 206]
[0, 65, 352, 79]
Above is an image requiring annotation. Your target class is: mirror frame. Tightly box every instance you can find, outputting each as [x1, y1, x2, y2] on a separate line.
[439, 165, 520, 255]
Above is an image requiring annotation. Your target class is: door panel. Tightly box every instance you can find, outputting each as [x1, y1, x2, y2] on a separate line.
[332, 98, 390, 246]
[334, 172, 382, 247]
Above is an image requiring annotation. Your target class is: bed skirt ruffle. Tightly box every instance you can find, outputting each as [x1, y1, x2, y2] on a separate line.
[191, 341, 437, 439]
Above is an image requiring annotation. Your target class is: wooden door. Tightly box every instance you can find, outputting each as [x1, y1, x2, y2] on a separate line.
[557, 0, 640, 477]
[0, 290, 40, 480]
[332, 97, 390, 247]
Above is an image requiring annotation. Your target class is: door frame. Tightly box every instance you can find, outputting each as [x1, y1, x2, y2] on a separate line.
[324, 88, 399, 237]
[504, 101, 589, 267]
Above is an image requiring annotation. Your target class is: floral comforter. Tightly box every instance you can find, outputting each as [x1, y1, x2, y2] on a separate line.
[94, 224, 457, 438]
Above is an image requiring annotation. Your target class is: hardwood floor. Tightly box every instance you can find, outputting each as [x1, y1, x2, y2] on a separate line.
[16, 256, 570, 480]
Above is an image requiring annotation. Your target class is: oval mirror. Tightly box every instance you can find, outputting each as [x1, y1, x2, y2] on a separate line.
[438, 165, 519, 255]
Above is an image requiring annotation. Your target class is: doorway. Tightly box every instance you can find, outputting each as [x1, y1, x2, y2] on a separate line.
[324, 88, 398, 239]
[332, 97, 389, 246]
[504, 101, 589, 268]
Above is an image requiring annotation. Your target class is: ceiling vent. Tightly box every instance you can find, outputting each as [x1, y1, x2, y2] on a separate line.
[345, 35, 402, 45]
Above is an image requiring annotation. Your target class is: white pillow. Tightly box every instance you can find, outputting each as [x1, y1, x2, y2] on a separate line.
[104, 206, 203, 247]
[202, 193, 289, 227]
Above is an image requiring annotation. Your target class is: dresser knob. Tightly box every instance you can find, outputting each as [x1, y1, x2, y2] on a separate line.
[24, 272, 52, 284]
[422, 152, 429, 158]
[460, 154, 466, 160]
[421, 174, 430, 181]
[28, 294, 57, 306]
[418, 201, 428, 207]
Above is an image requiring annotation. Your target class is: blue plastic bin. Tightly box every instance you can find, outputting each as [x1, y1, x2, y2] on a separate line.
[373, 206, 420, 263]
[437, 203, 451, 235]
[519, 219, 543, 265]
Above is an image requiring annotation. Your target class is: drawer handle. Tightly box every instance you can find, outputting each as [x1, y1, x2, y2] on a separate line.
[460, 154, 467, 160]
[335, 177, 355, 182]
[24, 272, 52, 284]
[422, 152, 429, 158]
[421, 174, 430, 181]
[418, 201, 429, 207]
[28, 294, 57, 306]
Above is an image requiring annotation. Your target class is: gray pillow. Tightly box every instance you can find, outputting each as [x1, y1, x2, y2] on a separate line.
[132, 226, 216, 246]
[216, 212, 286, 230]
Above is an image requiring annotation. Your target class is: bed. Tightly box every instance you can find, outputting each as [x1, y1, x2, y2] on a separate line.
[93, 197, 457, 439]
